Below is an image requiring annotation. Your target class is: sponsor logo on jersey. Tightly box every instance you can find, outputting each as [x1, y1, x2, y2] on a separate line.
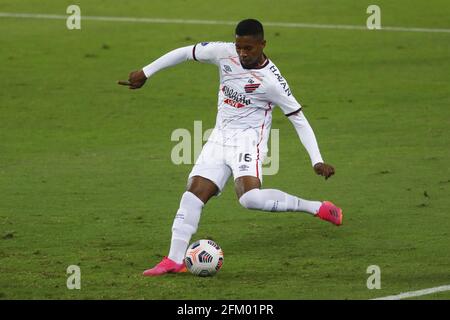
[244, 83, 261, 93]
[224, 99, 245, 108]
[269, 65, 292, 96]
[222, 85, 251, 108]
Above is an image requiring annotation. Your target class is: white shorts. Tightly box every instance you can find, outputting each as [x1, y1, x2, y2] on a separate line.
[188, 139, 264, 193]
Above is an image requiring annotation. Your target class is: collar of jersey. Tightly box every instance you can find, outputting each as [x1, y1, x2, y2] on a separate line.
[241, 54, 270, 70]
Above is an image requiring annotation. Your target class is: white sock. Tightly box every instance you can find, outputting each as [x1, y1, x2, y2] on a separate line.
[168, 191, 204, 263]
[239, 188, 322, 215]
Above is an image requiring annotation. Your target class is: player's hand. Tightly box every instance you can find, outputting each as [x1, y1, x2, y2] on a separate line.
[117, 70, 147, 89]
[314, 162, 335, 180]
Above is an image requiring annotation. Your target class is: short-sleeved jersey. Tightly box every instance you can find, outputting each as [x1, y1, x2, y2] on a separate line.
[192, 42, 302, 154]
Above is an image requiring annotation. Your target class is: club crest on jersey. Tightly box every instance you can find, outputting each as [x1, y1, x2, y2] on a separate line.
[244, 83, 261, 93]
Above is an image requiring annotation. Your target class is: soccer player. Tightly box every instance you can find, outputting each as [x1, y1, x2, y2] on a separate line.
[118, 19, 343, 276]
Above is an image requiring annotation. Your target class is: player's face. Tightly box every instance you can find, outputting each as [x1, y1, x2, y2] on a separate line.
[235, 35, 266, 69]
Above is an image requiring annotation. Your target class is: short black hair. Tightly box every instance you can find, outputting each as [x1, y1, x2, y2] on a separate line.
[235, 19, 264, 40]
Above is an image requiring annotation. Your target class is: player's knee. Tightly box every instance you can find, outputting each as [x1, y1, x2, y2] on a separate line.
[239, 189, 264, 210]
[187, 176, 218, 204]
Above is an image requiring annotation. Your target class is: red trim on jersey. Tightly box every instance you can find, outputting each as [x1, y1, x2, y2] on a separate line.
[250, 71, 264, 82]
[256, 158, 259, 179]
[229, 56, 240, 66]
[256, 110, 269, 179]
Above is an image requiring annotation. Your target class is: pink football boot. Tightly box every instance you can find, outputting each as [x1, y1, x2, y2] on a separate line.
[317, 201, 343, 226]
[143, 256, 187, 276]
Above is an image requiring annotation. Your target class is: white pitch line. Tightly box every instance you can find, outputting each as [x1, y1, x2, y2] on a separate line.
[1, 12, 450, 34]
[372, 285, 450, 300]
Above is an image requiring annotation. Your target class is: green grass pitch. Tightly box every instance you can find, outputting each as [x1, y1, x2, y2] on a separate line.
[0, 0, 449, 299]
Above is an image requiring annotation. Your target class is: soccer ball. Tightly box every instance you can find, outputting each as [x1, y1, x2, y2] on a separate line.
[184, 239, 224, 277]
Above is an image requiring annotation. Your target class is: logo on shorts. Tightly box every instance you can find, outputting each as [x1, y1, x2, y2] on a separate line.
[239, 164, 249, 172]
[201, 42, 209, 46]
[170, 121, 280, 175]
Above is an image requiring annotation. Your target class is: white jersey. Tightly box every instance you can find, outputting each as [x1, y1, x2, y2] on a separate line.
[192, 42, 302, 154]
[142, 42, 323, 167]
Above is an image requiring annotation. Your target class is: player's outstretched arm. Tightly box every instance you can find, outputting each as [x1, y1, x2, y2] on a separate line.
[288, 111, 335, 180]
[269, 70, 336, 180]
[118, 45, 194, 90]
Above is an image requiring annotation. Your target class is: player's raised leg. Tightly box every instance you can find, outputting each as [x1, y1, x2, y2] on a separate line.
[143, 176, 218, 276]
[235, 176, 343, 226]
